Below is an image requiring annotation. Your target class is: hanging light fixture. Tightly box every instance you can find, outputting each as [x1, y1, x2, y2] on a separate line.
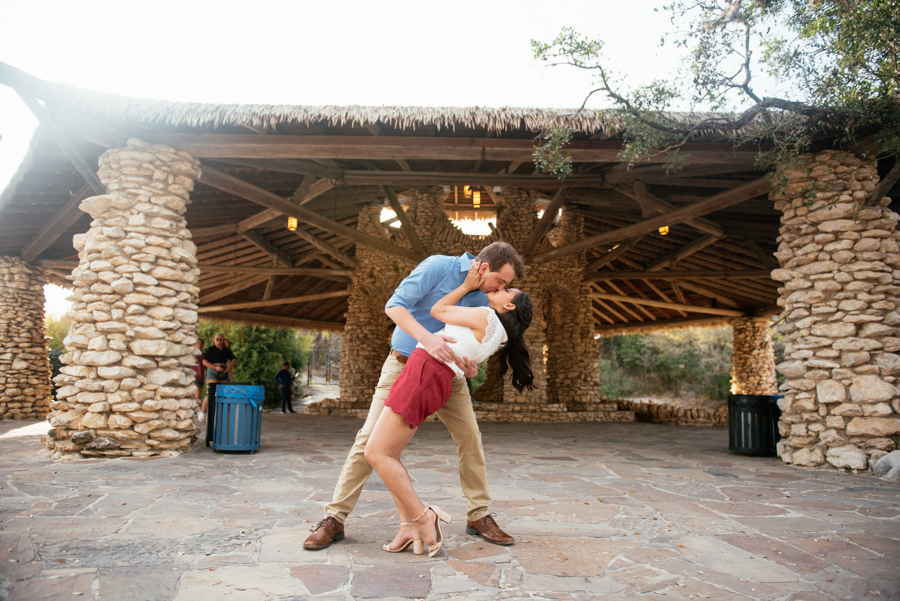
[287, 216, 298, 231]
[472, 190, 481, 208]
[658, 225, 669, 235]
[463, 185, 472, 198]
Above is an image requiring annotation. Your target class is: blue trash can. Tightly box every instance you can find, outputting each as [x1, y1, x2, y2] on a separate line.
[212, 384, 264, 454]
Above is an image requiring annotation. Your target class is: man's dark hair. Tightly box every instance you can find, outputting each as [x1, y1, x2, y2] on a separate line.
[283, 362, 290, 368]
[475, 241, 526, 279]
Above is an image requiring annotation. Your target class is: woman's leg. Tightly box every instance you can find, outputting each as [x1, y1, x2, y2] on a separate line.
[364, 409, 437, 548]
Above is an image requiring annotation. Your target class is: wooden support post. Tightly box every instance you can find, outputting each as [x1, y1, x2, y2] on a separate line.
[381, 185, 428, 256]
[528, 177, 770, 264]
[15, 90, 105, 196]
[198, 166, 423, 263]
[865, 161, 900, 207]
[21, 183, 91, 261]
[262, 277, 278, 301]
[522, 187, 568, 256]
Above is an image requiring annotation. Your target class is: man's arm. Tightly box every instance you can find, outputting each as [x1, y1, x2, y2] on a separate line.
[385, 306, 457, 363]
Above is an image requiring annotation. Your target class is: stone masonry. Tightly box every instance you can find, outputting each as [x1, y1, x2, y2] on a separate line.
[44, 139, 203, 459]
[308, 187, 632, 423]
[772, 150, 900, 470]
[0, 257, 52, 419]
[730, 316, 778, 395]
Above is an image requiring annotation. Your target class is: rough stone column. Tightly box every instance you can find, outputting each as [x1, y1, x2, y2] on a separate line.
[730, 317, 777, 395]
[0, 257, 52, 419]
[45, 139, 202, 459]
[333, 205, 413, 409]
[536, 209, 602, 409]
[772, 150, 900, 470]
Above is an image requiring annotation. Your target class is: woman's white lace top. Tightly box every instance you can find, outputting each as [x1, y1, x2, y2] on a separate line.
[416, 307, 508, 378]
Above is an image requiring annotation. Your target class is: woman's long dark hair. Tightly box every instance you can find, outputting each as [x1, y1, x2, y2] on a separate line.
[496, 291, 534, 392]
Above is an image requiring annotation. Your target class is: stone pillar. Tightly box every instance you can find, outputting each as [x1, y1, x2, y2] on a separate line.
[772, 150, 900, 470]
[730, 317, 777, 395]
[45, 139, 202, 459]
[0, 257, 52, 419]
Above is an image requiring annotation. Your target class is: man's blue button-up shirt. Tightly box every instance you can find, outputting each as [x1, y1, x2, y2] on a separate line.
[385, 252, 487, 357]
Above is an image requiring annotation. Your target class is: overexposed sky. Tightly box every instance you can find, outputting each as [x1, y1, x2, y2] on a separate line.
[3, 0, 689, 317]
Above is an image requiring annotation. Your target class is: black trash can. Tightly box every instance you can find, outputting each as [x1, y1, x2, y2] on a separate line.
[728, 394, 782, 456]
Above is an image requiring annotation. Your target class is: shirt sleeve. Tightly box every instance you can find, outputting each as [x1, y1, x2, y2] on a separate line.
[385, 256, 446, 310]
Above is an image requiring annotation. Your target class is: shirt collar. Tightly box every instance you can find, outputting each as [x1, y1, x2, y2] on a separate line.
[458, 252, 476, 272]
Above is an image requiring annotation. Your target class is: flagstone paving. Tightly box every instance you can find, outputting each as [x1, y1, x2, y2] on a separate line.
[1, 415, 897, 600]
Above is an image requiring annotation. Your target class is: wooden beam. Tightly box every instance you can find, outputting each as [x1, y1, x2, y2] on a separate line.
[201, 310, 344, 332]
[676, 280, 743, 309]
[744, 238, 778, 269]
[290, 226, 358, 268]
[190, 224, 239, 238]
[239, 231, 294, 267]
[16, 90, 106, 196]
[618, 183, 726, 237]
[584, 269, 771, 281]
[200, 274, 270, 305]
[237, 176, 337, 233]
[865, 161, 900, 207]
[585, 236, 643, 272]
[528, 177, 771, 264]
[632, 181, 657, 218]
[590, 292, 746, 317]
[211, 158, 343, 179]
[643, 279, 687, 317]
[597, 316, 733, 335]
[21, 183, 91, 261]
[340, 171, 604, 189]
[198, 166, 423, 263]
[146, 134, 761, 164]
[605, 163, 758, 184]
[365, 123, 411, 172]
[381, 186, 427, 256]
[646, 234, 723, 272]
[522, 187, 568, 256]
[197, 289, 351, 313]
[262, 276, 277, 301]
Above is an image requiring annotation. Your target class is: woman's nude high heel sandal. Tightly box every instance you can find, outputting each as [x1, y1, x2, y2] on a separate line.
[382, 522, 415, 553]
[411, 506, 452, 557]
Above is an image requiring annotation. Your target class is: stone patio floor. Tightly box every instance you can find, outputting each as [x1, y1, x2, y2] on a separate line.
[1, 412, 898, 601]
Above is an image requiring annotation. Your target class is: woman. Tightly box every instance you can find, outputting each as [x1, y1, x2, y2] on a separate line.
[364, 265, 534, 557]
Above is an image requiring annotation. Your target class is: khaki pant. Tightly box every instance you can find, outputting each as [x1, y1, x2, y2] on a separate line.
[325, 354, 491, 523]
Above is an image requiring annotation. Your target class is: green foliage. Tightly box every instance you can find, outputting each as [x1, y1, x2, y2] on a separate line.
[599, 327, 734, 400]
[45, 314, 71, 353]
[533, 126, 575, 178]
[532, 1, 900, 199]
[469, 360, 489, 392]
[198, 320, 313, 408]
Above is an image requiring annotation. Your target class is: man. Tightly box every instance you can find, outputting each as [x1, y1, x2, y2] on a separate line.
[275, 362, 297, 414]
[304, 241, 526, 550]
[200, 333, 236, 442]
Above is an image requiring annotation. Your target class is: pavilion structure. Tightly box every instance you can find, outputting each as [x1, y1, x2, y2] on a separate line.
[0, 62, 897, 469]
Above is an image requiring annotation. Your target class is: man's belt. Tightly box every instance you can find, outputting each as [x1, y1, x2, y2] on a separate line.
[391, 349, 408, 364]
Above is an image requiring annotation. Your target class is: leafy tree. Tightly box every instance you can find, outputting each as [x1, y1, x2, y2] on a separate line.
[532, 1, 900, 202]
[45, 313, 71, 353]
[198, 320, 313, 407]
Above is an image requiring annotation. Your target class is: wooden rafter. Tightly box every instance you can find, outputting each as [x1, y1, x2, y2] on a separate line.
[528, 177, 771, 264]
[21, 183, 91, 261]
[590, 292, 745, 317]
[365, 123, 411, 172]
[197, 166, 423, 263]
[239, 231, 294, 267]
[646, 234, 723, 272]
[200, 274, 270, 305]
[597, 316, 733, 335]
[585, 236, 643, 272]
[197, 289, 352, 313]
[522, 187, 568, 256]
[290, 226, 358, 268]
[381, 185, 427, 256]
[619, 182, 726, 238]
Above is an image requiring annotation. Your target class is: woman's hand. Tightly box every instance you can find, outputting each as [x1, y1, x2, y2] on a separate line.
[454, 356, 479, 379]
[463, 262, 485, 292]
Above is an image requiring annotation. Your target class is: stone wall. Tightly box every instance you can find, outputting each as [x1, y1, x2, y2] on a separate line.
[617, 398, 728, 427]
[772, 150, 900, 470]
[0, 257, 52, 420]
[730, 317, 778, 395]
[44, 139, 202, 459]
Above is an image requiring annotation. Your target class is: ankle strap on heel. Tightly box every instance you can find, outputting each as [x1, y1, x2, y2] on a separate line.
[411, 508, 430, 523]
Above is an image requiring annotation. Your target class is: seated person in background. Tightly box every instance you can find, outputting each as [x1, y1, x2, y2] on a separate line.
[198, 333, 236, 422]
[275, 362, 297, 413]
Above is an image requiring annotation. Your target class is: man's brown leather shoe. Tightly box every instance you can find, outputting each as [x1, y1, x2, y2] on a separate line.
[466, 513, 514, 546]
[303, 516, 345, 550]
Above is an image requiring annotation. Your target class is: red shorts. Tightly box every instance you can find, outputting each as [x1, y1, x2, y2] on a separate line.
[385, 348, 455, 428]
